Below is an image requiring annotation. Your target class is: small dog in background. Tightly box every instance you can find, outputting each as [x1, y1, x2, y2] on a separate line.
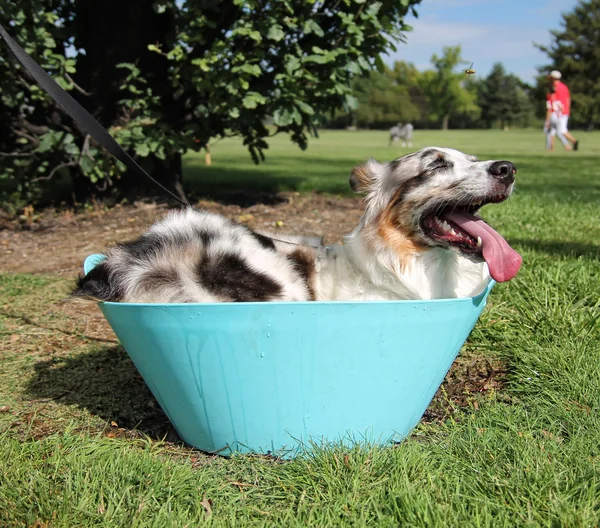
[74, 147, 522, 304]
[389, 123, 414, 147]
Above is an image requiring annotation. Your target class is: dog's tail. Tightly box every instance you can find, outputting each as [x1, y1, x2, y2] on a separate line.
[72, 260, 122, 303]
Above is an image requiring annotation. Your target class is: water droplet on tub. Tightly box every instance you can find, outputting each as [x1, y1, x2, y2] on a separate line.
[260, 352, 265, 358]
[423, 307, 427, 311]
[189, 315, 194, 319]
[267, 332, 271, 338]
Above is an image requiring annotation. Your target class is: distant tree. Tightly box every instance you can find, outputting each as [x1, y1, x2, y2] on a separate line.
[351, 63, 421, 129]
[0, 0, 422, 205]
[536, 0, 600, 129]
[478, 63, 535, 129]
[419, 46, 479, 130]
[451, 75, 482, 129]
[529, 74, 552, 121]
[390, 61, 430, 124]
[324, 60, 426, 130]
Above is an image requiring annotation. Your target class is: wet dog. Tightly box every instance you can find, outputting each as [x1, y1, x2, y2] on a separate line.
[74, 147, 522, 303]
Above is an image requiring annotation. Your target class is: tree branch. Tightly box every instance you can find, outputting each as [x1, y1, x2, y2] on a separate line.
[32, 161, 78, 182]
[65, 73, 92, 96]
[13, 129, 40, 146]
[15, 118, 49, 136]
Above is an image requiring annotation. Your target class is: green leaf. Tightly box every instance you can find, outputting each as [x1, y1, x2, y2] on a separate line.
[229, 107, 241, 119]
[242, 92, 266, 109]
[302, 55, 330, 65]
[295, 101, 314, 115]
[233, 63, 261, 77]
[135, 143, 151, 157]
[63, 136, 78, 153]
[192, 58, 210, 72]
[303, 20, 324, 37]
[285, 56, 301, 75]
[55, 77, 72, 90]
[345, 94, 359, 110]
[291, 108, 302, 125]
[272, 108, 293, 127]
[80, 155, 95, 173]
[37, 133, 57, 153]
[267, 24, 285, 42]
[232, 27, 262, 42]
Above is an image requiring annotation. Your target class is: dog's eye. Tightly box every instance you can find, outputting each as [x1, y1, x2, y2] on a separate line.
[429, 158, 451, 171]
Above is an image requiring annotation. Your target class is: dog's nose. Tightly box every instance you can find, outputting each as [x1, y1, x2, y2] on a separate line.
[489, 161, 516, 184]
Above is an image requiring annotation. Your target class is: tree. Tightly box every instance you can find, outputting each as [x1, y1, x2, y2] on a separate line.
[419, 46, 479, 130]
[536, 0, 600, 129]
[351, 63, 422, 129]
[0, 0, 422, 204]
[478, 63, 535, 129]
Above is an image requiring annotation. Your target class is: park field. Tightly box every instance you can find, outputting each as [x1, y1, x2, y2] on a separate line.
[1, 129, 599, 526]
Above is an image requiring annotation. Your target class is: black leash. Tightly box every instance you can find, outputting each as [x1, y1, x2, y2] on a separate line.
[0, 21, 190, 207]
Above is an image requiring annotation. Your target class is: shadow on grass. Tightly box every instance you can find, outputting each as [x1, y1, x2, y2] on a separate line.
[183, 165, 301, 206]
[26, 346, 177, 441]
[513, 239, 600, 259]
[183, 164, 350, 204]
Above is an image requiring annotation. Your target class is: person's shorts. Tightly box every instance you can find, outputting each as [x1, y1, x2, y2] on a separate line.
[558, 115, 569, 134]
[548, 114, 568, 136]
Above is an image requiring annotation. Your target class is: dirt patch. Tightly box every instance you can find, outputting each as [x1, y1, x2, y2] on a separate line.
[0, 192, 363, 275]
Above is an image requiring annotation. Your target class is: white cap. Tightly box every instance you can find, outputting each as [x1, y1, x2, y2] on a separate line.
[549, 70, 562, 79]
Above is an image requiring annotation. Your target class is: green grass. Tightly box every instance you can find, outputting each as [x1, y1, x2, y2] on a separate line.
[184, 129, 600, 199]
[1, 130, 600, 526]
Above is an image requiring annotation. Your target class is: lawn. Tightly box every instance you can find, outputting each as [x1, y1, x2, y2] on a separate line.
[1, 129, 599, 526]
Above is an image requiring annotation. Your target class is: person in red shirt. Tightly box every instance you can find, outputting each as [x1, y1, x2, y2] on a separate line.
[547, 70, 579, 151]
[545, 86, 571, 151]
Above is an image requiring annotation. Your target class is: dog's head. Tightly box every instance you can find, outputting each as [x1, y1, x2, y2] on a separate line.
[350, 147, 522, 282]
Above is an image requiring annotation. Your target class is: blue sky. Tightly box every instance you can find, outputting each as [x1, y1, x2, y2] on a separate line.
[385, 0, 579, 83]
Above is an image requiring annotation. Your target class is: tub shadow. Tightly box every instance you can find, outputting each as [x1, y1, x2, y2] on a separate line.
[26, 346, 179, 441]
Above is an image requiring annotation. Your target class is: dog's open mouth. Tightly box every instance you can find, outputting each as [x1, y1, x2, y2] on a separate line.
[421, 194, 522, 282]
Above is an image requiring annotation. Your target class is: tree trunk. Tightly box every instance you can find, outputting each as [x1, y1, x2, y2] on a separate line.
[71, 0, 187, 205]
[442, 114, 449, 130]
[150, 153, 187, 204]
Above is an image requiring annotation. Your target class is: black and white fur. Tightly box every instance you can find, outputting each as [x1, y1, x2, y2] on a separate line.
[389, 123, 414, 147]
[74, 147, 516, 303]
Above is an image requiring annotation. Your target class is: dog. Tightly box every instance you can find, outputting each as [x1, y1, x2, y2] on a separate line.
[389, 123, 414, 147]
[73, 147, 522, 304]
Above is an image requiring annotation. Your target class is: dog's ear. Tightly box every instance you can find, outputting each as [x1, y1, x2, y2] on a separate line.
[349, 160, 382, 193]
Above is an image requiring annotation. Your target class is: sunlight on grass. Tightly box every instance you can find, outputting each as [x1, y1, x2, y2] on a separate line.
[183, 129, 600, 198]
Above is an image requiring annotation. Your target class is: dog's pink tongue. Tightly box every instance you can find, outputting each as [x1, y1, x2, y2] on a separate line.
[441, 211, 522, 282]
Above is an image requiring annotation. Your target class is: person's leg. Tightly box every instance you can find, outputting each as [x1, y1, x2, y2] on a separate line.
[550, 116, 571, 150]
[556, 129, 572, 150]
[547, 128, 556, 150]
[561, 116, 578, 149]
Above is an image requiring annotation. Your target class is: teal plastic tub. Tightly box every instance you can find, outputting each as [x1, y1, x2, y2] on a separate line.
[84, 254, 494, 456]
